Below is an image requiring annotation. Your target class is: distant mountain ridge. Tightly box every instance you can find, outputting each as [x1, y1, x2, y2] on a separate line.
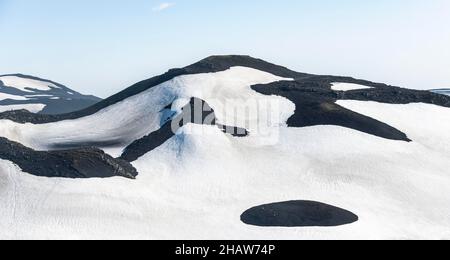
[1, 56, 449, 124]
[0, 74, 101, 114]
[431, 88, 450, 96]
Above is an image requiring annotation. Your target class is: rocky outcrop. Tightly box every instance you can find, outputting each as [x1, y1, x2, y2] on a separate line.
[241, 200, 359, 227]
[252, 81, 412, 141]
[0, 137, 137, 179]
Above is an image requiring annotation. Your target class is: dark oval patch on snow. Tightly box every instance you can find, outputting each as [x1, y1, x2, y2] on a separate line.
[241, 200, 358, 227]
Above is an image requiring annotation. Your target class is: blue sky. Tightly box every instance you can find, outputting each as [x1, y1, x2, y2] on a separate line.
[1, 0, 449, 97]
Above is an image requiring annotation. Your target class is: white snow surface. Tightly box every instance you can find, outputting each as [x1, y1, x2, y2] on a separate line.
[0, 76, 62, 112]
[24, 95, 55, 98]
[1, 68, 450, 239]
[0, 93, 28, 101]
[0, 67, 294, 156]
[0, 76, 58, 92]
[331, 83, 373, 91]
[0, 104, 45, 113]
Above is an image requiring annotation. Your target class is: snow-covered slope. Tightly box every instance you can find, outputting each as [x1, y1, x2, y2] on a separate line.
[1, 102, 449, 239]
[0, 104, 46, 113]
[0, 56, 449, 239]
[0, 75, 59, 92]
[0, 74, 101, 114]
[0, 67, 293, 157]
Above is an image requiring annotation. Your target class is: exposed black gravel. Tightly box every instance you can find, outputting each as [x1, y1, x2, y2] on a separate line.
[241, 200, 358, 227]
[0, 137, 137, 179]
[252, 81, 412, 141]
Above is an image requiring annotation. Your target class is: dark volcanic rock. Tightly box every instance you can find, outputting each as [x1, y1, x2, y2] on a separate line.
[241, 200, 358, 227]
[120, 97, 248, 162]
[0, 109, 60, 124]
[337, 86, 450, 107]
[251, 74, 450, 141]
[0, 137, 137, 179]
[252, 81, 411, 141]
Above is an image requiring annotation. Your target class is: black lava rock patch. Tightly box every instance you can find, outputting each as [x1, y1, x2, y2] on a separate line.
[252, 81, 413, 142]
[0, 137, 137, 179]
[241, 200, 358, 227]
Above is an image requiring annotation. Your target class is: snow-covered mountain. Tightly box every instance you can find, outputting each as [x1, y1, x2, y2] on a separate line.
[0, 56, 449, 239]
[431, 89, 450, 96]
[0, 74, 101, 114]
